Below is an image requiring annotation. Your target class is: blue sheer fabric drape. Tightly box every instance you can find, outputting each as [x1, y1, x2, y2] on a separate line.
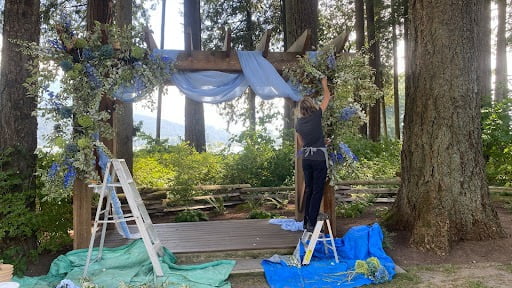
[114, 49, 301, 103]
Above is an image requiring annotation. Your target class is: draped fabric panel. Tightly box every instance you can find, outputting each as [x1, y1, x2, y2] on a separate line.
[115, 49, 301, 103]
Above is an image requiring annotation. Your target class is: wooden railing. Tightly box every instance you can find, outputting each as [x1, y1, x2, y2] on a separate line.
[102, 180, 512, 216]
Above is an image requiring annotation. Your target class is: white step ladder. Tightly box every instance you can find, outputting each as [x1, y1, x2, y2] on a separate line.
[293, 213, 339, 265]
[83, 159, 164, 277]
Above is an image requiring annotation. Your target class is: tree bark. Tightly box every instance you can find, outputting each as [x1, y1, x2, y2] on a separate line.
[478, 0, 492, 108]
[283, 0, 318, 140]
[494, 0, 508, 102]
[0, 0, 40, 173]
[113, 0, 133, 171]
[389, 0, 505, 255]
[283, 0, 319, 223]
[184, 0, 206, 152]
[72, 0, 114, 249]
[355, 0, 367, 137]
[392, 0, 400, 140]
[366, 0, 382, 141]
[0, 0, 40, 255]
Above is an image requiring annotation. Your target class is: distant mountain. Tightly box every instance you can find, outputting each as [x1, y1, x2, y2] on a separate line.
[133, 114, 232, 147]
[37, 114, 232, 148]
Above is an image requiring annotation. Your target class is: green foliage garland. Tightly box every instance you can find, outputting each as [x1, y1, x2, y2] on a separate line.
[19, 19, 173, 198]
[284, 49, 382, 182]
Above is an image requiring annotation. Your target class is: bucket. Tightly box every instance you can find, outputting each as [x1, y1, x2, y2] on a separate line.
[0, 264, 14, 282]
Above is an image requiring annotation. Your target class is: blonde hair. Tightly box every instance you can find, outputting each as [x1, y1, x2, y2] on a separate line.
[297, 97, 319, 118]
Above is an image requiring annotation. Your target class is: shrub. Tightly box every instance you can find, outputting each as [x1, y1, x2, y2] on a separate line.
[174, 210, 209, 222]
[482, 100, 512, 186]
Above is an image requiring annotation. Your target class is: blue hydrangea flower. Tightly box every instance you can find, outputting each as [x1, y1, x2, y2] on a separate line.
[47, 91, 64, 109]
[48, 39, 66, 51]
[327, 53, 336, 70]
[63, 163, 76, 188]
[47, 163, 60, 179]
[85, 64, 102, 88]
[340, 106, 359, 121]
[80, 48, 94, 61]
[65, 143, 78, 154]
[339, 142, 359, 162]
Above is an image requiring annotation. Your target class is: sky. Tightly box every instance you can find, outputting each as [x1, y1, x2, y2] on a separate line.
[134, 1, 234, 131]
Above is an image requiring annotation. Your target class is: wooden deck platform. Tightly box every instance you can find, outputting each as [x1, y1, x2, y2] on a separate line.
[99, 219, 302, 254]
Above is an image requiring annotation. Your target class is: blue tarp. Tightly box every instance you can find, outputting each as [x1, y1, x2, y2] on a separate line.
[261, 223, 395, 288]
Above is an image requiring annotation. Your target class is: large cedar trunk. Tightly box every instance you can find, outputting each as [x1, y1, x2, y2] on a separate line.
[366, 0, 381, 141]
[282, 0, 318, 136]
[0, 0, 40, 175]
[113, 0, 134, 171]
[0, 0, 40, 254]
[73, 0, 114, 249]
[494, 0, 507, 102]
[184, 0, 206, 152]
[283, 0, 318, 222]
[390, 0, 505, 255]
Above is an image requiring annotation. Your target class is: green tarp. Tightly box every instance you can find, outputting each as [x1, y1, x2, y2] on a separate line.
[13, 239, 235, 288]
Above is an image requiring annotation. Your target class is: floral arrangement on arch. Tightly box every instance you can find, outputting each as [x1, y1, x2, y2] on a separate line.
[20, 16, 173, 199]
[284, 48, 382, 183]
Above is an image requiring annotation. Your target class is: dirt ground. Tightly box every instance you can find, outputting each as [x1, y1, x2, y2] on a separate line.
[25, 200, 512, 287]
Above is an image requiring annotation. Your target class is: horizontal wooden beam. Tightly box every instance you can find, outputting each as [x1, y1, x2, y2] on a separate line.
[173, 50, 303, 73]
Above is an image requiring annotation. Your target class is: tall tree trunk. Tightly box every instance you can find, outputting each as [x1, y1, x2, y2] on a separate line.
[73, 0, 113, 249]
[392, 0, 400, 140]
[0, 0, 40, 174]
[389, 0, 505, 255]
[113, 0, 133, 171]
[479, 1, 492, 108]
[245, 4, 257, 131]
[282, 0, 319, 141]
[355, 0, 367, 137]
[184, 0, 206, 152]
[156, 0, 167, 140]
[366, 0, 381, 141]
[494, 0, 508, 102]
[283, 0, 319, 222]
[0, 0, 40, 256]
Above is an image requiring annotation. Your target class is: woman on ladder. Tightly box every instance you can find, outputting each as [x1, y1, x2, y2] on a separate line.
[295, 76, 331, 232]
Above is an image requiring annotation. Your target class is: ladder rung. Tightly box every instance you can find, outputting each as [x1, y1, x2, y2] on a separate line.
[108, 183, 123, 187]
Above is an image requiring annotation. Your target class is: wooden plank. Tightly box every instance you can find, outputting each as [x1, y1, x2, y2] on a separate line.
[73, 179, 92, 249]
[223, 26, 232, 57]
[173, 50, 302, 73]
[336, 188, 398, 194]
[143, 26, 158, 51]
[321, 30, 350, 53]
[256, 29, 271, 58]
[163, 200, 244, 212]
[335, 178, 401, 186]
[287, 29, 311, 53]
[100, 219, 302, 253]
[240, 186, 294, 193]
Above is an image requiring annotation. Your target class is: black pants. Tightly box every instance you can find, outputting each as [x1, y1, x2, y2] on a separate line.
[302, 158, 327, 230]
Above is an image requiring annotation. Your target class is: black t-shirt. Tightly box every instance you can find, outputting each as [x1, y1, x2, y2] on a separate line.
[295, 109, 326, 161]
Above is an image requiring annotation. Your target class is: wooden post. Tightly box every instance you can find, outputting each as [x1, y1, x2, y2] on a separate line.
[73, 179, 92, 249]
[294, 133, 305, 221]
[322, 181, 336, 236]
